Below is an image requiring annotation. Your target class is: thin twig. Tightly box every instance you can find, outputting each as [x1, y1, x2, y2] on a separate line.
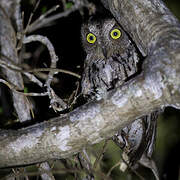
[106, 161, 121, 177]
[27, 68, 81, 79]
[131, 169, 145, 180]
[23, 35, 58, 98]
[27, 1, 86, 33]
[82, 148, 93, 171]
[68, 81, 80, 109]
[28, 4, 60, 33]
[3, 167, 110, 180]
[23, 34, 70, 111]
[17, 0, 41, 50]
[0, 79, 48, 97]
[23, 35, 59, 87]
[48, 88, 67, 112]
[0, 55, 80, 80]
[25, 0, 41, 32]
[93, 140, 109, 169]
[0, 55, 43, 87]
[3, 168, 84, 180]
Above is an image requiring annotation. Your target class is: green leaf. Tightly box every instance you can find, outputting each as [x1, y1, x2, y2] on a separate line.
[0, 107, 3, 114]
[41, 6, 47, 14]
[65, 2, 73, 9]
[24, 87, 28, 93]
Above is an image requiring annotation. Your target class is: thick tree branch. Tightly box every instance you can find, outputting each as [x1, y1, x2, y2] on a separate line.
[0, 0, 31, 122]
[0, 79, 168, 168]
[0, 0, 180, 168]
[101, 0, 180, 108]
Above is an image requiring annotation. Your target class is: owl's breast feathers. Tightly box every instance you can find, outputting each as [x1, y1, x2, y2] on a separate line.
[81, 49, 139, 100]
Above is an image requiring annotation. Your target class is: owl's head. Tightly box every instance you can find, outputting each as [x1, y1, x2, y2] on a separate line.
[81, 16, 132, 59]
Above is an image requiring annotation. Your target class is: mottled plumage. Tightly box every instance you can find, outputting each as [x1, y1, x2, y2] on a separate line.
[81, 16, 158, 170]
[81, 17, 139, 100]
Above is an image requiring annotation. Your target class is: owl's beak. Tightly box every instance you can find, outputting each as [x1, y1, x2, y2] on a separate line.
[102, 47, 107, 59]
[97, 42, 108, 59]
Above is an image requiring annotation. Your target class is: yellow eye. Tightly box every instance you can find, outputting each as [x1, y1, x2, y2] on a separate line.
[110, 29, 121, 39]
[86, 33, 96, 44]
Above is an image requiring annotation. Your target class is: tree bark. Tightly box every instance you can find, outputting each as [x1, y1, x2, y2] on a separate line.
[0, 0, 180, 168]
[0, 0, 31, 122]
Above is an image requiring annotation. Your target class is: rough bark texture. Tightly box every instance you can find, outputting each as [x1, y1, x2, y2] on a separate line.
[0, 0, 180, 168]
[102, 0, 180, 109]
[0, 0, 31, 122]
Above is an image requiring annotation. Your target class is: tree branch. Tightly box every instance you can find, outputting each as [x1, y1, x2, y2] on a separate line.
[0, 0, 180, 168]
[0, 0, 31, 122]
[100, 0, 180, 107]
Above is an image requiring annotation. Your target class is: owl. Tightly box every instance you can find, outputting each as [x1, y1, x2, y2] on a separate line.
[81, 15, 158, 170]
[81, 16, 139, 100]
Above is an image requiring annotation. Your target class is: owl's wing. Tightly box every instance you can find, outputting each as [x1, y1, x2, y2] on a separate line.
[81, 62, 96, 100]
